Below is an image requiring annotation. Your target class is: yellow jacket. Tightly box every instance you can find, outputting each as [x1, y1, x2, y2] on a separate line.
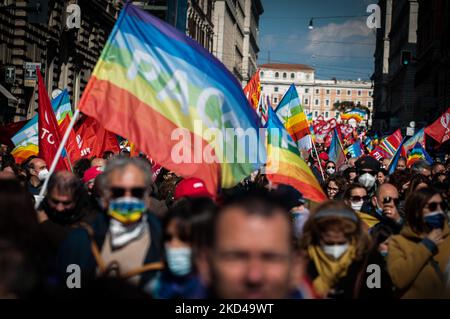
[387, 224, 450, 298]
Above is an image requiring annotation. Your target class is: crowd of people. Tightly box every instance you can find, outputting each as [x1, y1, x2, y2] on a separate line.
[0, 141, 449, 299]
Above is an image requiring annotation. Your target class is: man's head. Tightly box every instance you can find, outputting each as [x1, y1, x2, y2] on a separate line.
[396, 157, 407, 171]
[356, 156, 380, 190]
[372, 183, 401, 222]
[411, 160, 432, 178]
[381, 158, 390, 170]
[104, 157, 152, 224]
[432, 163, 445, 176]
[43, 171, 88, 225]
[198, 191, 301, 299]
[26, 157, 48, 182]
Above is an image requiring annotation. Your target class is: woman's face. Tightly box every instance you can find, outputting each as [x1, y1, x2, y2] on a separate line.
[377, 172, 385, 185]
[423, 194, 444, 216]
[165, 219, 190, 249]
[327, 181, 339, 199]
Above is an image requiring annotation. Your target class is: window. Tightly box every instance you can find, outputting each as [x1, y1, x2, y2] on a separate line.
[274, 87, 279, 92]
[275, 72, 279, 78]
[274, 97, 278, 103]
[325, 111, 329, 118]
[369, 90, 373, 96]
[305, 88, 309, 93]
[358, 90, 362, 96]
[337, 89, 341, 95]
[314, 111, 318, 117]
[316, 89, 320, 94]
[306, 74, 310, 80]
[326, 89, 330, 95]
[347, 90, 352, 95]
[336, 111, 340, 117]
[283, 72, 287, 79]
[290, 73, 295, 79]
[260, 71, 264, 78]
[325, 100, 330, 106]
[304, 98, 309, 105]
[368, 101, 372, 107]
[261, 86, 264, 91]
[315, 99, 319, 106]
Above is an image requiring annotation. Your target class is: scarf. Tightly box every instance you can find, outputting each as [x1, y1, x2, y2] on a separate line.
[109, 215, 147, 250]
[308, 243, 357, 296]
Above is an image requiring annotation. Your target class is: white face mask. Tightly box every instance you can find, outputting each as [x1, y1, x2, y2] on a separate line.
[326, 168, 336, 175]
[351, 200, 364, 212]
[321, 243, 349, 260]
[358, 173, 376, 189]
[38, 168, 50, 181]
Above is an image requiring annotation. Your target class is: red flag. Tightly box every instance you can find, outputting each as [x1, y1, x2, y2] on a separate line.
[243, 70, 261, 110]
[74, 114, 120, 158]
[58, 115, 82, 165]
[425, 107, 450, 145]
[37, 68, 67, 171]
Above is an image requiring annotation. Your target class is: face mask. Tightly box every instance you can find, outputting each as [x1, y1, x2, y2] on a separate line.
[380, 251, 388, 258]
[108, 197, 146, 224]
[38, 168, 50, 181]
[165, 246, 192, 277]
[326, 168, 335, 175]
[321, 243, 349, 260]
[351, 200, 364, 212]
[423, 211, 446, 230]
[374, 199, 384, 216]
[358, 173, 376, 189]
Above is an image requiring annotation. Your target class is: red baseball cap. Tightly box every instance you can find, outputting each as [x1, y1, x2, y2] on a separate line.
[82, 166, 103, 184]
[174, 178, 212, 200]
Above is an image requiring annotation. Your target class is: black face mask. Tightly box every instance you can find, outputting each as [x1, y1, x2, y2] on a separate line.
[42, 198, 85, 226]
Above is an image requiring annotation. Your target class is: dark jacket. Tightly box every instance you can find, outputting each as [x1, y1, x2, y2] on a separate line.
[360, 203, 404, 235]
[57, 211, 162, 289]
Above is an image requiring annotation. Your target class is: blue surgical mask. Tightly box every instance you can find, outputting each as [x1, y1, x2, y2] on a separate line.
[166, 246, 192, 277]
[424, 211, 446, 230]
[380, 251, 388, 258]
[375, 204, 383, 217]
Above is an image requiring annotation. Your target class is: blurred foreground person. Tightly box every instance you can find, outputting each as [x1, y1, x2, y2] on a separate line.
[387, 188, 450, 298]
[197, 191, 303, 298]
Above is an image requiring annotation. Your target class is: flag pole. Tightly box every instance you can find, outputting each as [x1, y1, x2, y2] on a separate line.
[312, 138, 325, 180]
[336, 127, 348, 163]
[34, 108, 80, 210]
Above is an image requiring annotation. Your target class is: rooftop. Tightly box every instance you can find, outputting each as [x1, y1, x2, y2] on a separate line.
[259, 63, 315, 71]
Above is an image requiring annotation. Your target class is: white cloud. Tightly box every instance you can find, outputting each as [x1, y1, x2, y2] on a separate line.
[304, 19, 375, 58]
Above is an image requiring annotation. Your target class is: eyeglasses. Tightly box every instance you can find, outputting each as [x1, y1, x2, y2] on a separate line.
[326, 166, 335, 170]
[110, 187, 146, 199]
[350, 195, 369, 202]
[382, 196, 400, 205]
[426, 201, 447, 211]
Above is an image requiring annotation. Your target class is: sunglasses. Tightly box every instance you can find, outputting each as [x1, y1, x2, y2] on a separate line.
[326, 166, 335, 169]
[426, 201, 447, 211]
[110, 187, 146, 199]
[49, 198, 73, 206]
[350, 195, 369, 202]
[382, 196, 400, 205]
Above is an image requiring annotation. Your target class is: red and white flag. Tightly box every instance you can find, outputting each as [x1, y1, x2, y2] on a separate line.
[37, 67, 67, 171]
[425, 107, 450, 144]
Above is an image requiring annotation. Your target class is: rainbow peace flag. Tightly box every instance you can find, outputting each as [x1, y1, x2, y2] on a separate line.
[407, 142, 433, 167]
[341, 108, 367, 122]
[275, 84, 310, 142]
[265, 107, 326, 203]
[78, 4, 265, 196]
[11, 89, 73, 163]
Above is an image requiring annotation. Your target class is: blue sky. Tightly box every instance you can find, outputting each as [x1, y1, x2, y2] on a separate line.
[259, 0, 376, 80]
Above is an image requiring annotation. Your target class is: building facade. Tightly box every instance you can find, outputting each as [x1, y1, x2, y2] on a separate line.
[0, 0, 121, 123]
[212, 0, 263, 83]
[260, 63, 374, 126]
